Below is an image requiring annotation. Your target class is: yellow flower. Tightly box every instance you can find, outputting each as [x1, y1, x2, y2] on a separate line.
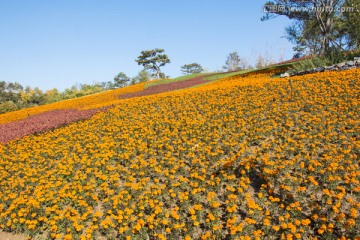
[263, 218, 270, 226]
[272, 225, 280, 231]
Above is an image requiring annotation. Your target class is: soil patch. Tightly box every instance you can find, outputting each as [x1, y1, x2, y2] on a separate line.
[0, 231, 27, 240]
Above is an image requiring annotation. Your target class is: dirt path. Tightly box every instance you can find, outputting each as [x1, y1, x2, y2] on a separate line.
[0, 231, 27, 240]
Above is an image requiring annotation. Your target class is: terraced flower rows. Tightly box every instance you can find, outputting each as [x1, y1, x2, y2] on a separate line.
[0, 69, 359, 239]
[0, 82, 146, 125]
[0, 109, 104, 144]
[119, 75, 210, 100]
[0, 75, 211, 143]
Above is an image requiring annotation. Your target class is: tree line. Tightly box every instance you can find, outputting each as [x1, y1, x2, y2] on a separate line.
[0, 49, 257, 114]
[0, 50, 156, 114]
[0, 81, 111, 114]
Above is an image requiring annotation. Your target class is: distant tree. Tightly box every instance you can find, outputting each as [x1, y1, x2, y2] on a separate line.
[0, 81, 23, 103]
[20, 86, 32, 103]
[74, 83, 104, 97]
[18, 86, 45, 105]
[131, 69, 151, 84]
[0, 81, 5, 101]
[180, 63, 204, 74]
[223, 52, 242, 72]
[0, 101, 17, 114]
[29, 87, 45, 105]
[238, 57, 251, 70]
[129, 78, 137, 86]
[100, 81, 116, 90]
[247, 64, 255, 70]
[255, 54, 270, 69]
[62, 85, 77, 100]
[114, 72, 130, 88]
[44, 88, 62, 103]
[135, 48, 170, 79]
[1, 78, 125, 114]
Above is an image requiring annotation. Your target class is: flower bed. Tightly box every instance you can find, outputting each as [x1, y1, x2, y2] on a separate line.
[0, 69, 359, 239]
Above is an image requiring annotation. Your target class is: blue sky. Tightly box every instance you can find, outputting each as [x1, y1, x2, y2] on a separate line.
[0, 0, 294, 91]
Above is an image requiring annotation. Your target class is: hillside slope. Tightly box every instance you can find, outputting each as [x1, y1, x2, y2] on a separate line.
[0, 71, 246, 143]
[0, 69, 359, 239]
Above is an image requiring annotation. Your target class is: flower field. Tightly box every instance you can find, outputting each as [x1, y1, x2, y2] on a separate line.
[0, 69, 359, 239]
[0, 109, 103, 144]
[0, 75, 212, 144]
[0, 82, 146, 125]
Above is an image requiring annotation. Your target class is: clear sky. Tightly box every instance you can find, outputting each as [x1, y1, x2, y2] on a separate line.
[0, 0, 294, 91]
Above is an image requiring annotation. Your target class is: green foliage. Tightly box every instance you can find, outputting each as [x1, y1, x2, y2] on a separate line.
[292, 49, 359, 73]
[114, 72, 130, 88]
[341, 0, 360, 49]
[0, 80, 117, 114]
[203, 69, 252, 81]
[28, 87, 45, 105]
[146, 68, 270, 90]
[135, 48, 171, 79]
[44, 88, 63, 104]
[292, 57, 331, 72]
[343, 49, 360, 60]
[263, 0, 360, 57]
[61, 83, 107, 100]
[132, 69, 151, 85]
[180, 63, 204, 74]
[0, 101, 18, 114]
[285, 20, 322, 57]
[0, 81, 23, 103]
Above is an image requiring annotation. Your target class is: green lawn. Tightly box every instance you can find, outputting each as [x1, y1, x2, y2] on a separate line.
[144, 70, 254, 89]
[144, 62, 298, 90]
[144, 73, 209, 88]
[202, 69, 254, 81]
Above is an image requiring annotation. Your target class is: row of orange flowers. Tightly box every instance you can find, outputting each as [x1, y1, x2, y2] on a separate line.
[0, 69, 359, 239]
[0, 82, 146, 124]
